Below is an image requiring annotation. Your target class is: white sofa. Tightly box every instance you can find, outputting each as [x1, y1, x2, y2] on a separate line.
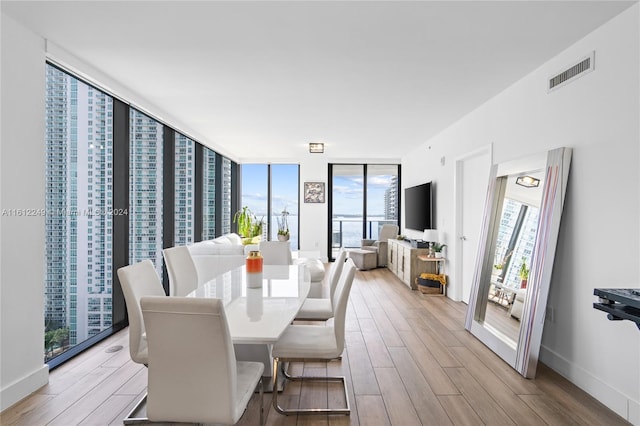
[188, 233, 256, 284]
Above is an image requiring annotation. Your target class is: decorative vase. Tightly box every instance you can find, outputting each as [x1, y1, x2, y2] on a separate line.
[277, 234, 290, 242]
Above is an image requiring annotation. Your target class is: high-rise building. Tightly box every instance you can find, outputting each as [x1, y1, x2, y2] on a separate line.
[384, 175, 399, 220]
[174, 134, 195, 245]
[202, 148, 217, 239]
[129, 110, 164, 276]
[45, 65, 114, 356]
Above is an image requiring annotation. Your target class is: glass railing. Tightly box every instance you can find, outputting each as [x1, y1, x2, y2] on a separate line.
[331, 218, 397, 258]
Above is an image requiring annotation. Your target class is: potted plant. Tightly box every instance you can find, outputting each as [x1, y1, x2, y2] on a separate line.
[433, 242, 447, 258]
[519, 258, 530, 289]
[276, 207, 290, 241]
[233, 206, 264, 244]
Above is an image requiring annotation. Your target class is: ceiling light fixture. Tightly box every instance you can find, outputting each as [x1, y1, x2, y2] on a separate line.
[516, 175, 540, 188]
[309, 142, 324, 153]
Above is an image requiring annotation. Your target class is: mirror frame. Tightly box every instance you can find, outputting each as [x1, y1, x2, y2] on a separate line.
[464, 147, 572, 378]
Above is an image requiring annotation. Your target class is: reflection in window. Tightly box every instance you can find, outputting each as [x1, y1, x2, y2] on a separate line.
[129, 109, 164, 275]
[45, 64, 114, 361]
[175, 134, 195, 245]
[493, 198, 539, 288]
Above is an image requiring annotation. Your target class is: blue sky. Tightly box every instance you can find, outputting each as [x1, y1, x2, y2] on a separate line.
[241, 164, 395, 217]
[241, 164, 298, 216]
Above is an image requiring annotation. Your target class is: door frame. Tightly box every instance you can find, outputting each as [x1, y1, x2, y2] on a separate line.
[453, 144, 493, 302]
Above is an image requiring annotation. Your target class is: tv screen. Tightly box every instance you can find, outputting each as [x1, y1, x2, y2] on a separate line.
[404, 182, 433, 231]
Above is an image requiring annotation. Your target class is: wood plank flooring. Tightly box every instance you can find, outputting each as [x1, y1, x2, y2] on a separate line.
[1, 267, 631, 425]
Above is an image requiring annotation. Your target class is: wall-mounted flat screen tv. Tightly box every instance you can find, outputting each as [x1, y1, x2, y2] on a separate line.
[404, 182, 433, 231]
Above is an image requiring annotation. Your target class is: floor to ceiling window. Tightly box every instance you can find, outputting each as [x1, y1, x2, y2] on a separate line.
[329, 164, 400, 259]
[269, 164, 299, 247]
[241, 164, 299, 248]
[129, 109, 164, 276]
[240, 164, 268, 239]
[45, 64, 114, 362]
[202, 147, 217, 239]
[44, 63, 238, 368]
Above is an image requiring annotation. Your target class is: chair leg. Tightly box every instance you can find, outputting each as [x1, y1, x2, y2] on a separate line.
[123, 393, 149, 424]
[258, 377, 265, 426]
[272, 358, 350, 416]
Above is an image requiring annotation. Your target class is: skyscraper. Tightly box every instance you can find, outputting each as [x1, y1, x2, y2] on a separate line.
[129, 110, 164, 276]
[174, 134, 195, 245]
[384, 175, 399, 220]
[45, 65, 114, 356]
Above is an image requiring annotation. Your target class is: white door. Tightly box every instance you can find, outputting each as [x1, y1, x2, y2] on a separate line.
[455, 146, 491, 303]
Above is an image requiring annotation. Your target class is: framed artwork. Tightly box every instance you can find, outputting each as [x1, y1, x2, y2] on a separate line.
[304, 182, 325, 203]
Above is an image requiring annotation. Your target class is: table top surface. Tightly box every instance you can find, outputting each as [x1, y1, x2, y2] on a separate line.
[187, 264, 311, 344]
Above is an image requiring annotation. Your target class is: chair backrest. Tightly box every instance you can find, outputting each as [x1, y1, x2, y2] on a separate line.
[163, 245, 198, 296]
[259, 240, 292, 265]
[117, 260, 165, 364]
[332, 258, 356, 354]
[378, 224, 399, 242]
[328, 248, 347, 304]
[141, 296, 238, 424]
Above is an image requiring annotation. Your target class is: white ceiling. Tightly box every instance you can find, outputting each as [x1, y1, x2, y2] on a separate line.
[2, 1, 635, 162]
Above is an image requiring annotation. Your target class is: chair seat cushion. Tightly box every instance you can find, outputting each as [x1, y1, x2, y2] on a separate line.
[272, 325, 340, 359]
[295, 298, 332, 320]
[234, 361, 264, 422]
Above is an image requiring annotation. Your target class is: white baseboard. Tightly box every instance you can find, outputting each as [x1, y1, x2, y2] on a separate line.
[0, 365, 48, 412]
[540, 345, 639, 425]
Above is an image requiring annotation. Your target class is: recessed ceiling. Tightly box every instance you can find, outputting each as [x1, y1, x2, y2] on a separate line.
[2, 1, 634, 162]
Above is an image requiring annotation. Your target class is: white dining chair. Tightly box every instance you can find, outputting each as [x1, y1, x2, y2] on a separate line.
[163, 245, 198, 296]
[271, 259, 356, 415]
[117, 259, 166, 365]
[294, 248, 346, 321]
[138, 296, 265, 425]
[259, 240, 292, 265]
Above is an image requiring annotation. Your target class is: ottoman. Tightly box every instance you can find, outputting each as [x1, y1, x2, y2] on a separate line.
[349, 249, 377, 270]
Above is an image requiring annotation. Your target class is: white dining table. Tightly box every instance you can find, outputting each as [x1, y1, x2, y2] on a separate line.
[187, 263, 311, 344]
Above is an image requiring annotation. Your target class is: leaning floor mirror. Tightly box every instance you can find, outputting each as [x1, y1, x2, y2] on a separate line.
[465, 147, 572, 378]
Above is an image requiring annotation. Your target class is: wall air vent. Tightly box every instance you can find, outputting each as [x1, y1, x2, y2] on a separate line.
[548, 51, 595, 93]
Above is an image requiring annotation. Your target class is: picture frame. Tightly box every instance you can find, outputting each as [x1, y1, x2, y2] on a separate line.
[304, 182, 325, 203]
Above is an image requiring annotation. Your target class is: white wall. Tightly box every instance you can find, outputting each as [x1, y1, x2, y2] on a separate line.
[402, 6, 639, 424]
[299, 155, 329, 258]
[0, 14, 49, 410]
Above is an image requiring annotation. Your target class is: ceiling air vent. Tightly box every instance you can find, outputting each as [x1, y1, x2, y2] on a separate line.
[548, 51, 595, 93]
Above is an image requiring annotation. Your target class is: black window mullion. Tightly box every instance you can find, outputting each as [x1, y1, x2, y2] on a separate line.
[397, 164, 402, 229]
[267, 165, 273, 240]
[112, 99, 130, 323]
[363, 164, 368, 239]
[214, 154, 224, 236]
[327, 163, 334, 261]
[230, 161, 239, 235]
[162, 127, 175, 294]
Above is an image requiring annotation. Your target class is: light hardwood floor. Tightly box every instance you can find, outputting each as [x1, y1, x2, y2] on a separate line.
[1, 267, 630, 425]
